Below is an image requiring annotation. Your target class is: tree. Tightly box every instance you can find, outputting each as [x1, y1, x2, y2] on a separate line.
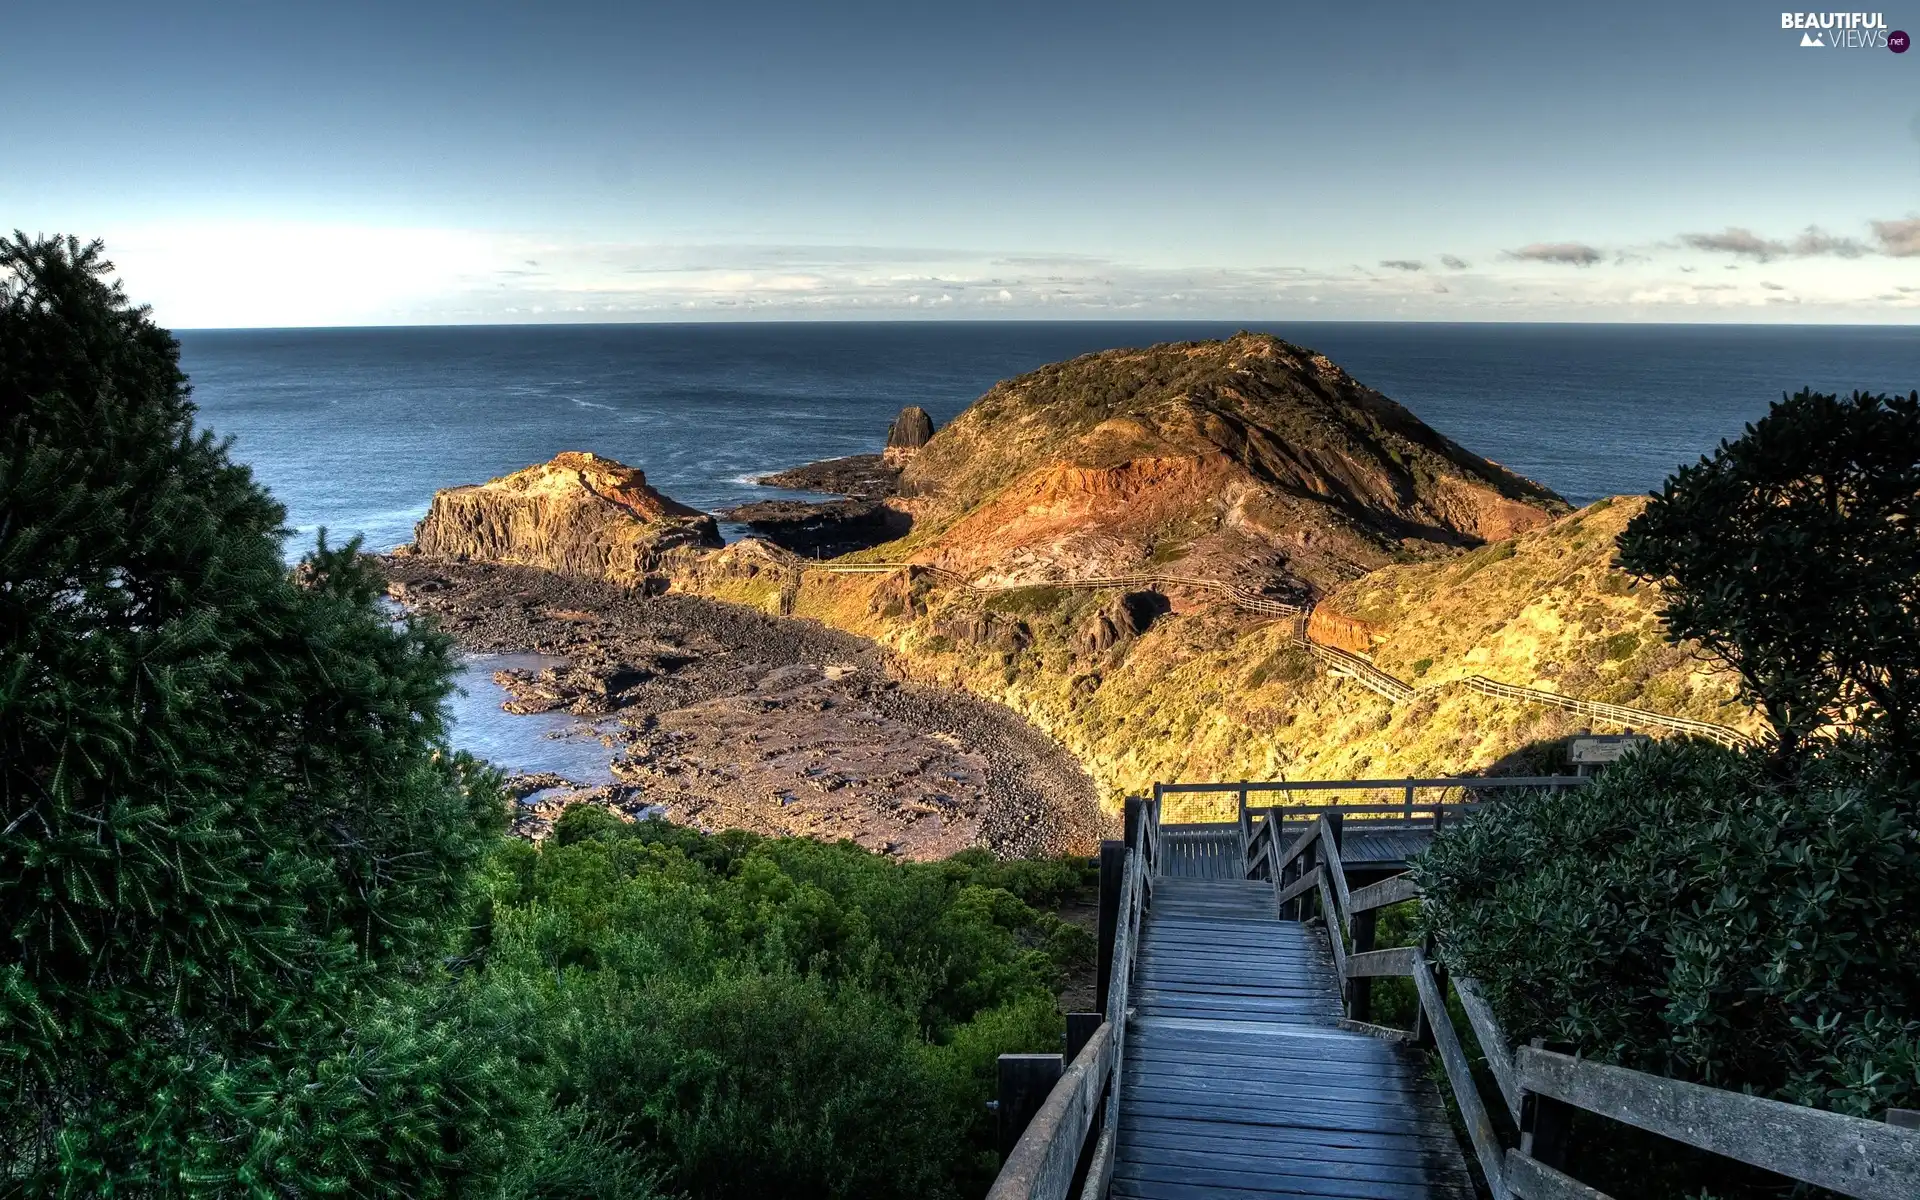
[1616, 387, 1920, 769]
[0, 235, 518, 1194]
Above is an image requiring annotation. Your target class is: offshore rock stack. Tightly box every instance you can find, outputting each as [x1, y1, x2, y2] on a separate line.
[883, 405, 935, 466]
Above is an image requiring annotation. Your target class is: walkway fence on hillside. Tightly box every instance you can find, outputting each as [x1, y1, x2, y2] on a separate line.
[795, 558, 1756, 748]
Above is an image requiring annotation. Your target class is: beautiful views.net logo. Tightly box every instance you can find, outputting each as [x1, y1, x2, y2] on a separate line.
[1781, 12, 1909, 49]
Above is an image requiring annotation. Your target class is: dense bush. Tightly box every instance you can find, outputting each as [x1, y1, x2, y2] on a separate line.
[1418, 741, 1920, 1194]
[1420, 741, 1920, 1113]
[0, 234, 571, 1193]
[1, 234, 1096, 1197]
[468, 808, 1094, 1199]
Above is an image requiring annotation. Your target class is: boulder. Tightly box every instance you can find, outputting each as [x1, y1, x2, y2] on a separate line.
[935, 608, 1031, 654]
[1076, 590, 1171, 655]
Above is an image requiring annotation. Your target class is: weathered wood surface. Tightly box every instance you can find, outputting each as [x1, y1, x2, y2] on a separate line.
[1411, 952, 1508, 1200]
[1345, 947, 1420, 978]
[987, 1024, 1115, 1200]
[1158, 829, 1244, 879]
[1452, 978, 1520, 1124]
[1515, 1046, 1920, 1200]
[1347, 873, 1420, 914]
[1113, 877, 1473, 1199]
[1503, 1151, 1613, 1200]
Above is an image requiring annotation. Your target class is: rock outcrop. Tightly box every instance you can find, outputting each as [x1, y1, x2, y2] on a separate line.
[884, 406, 935, 465]
[410, 452, 719, 586]
[892, 334, 1568, 596]
[1076, 591, 1171, 656]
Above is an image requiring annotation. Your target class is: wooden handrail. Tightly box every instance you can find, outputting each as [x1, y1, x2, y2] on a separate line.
[989, 797, 1160, 1200]
[985, 1023, 1116, 1200]
[1241, 816, 1920, 1200]
[1158, 775, 1584, 794]
[1511, 1048, 1920, 1200]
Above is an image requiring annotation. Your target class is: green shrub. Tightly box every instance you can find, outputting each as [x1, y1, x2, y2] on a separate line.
[474, 814, 1091, 1199]
[0, 235, 540, 1194]
[1601, 631, 1640, 662]
[1416, 741, 1920, 1196]
[984, 585, 1068, 616]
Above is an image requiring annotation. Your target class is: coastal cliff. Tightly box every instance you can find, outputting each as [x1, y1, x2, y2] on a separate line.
[409, 451, 720, 585]
[399, 337, 1758, 809]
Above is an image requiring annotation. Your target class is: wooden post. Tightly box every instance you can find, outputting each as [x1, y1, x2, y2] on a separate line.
[1889, 1108, 1920, 1130]
[1324, 813, 1344, 930]
[1403, 783, 1415, 822]
[996, 1052, 1064, 1156]
[1347, 907, 1377, 1022]
[1094, 840, 1125, 1017]
[1519, 1038, 1576, 1170]
[1150, 781, 1164, 829]
[1066, 1012, 1102, 1063]
[1292, 828, 1318, 922]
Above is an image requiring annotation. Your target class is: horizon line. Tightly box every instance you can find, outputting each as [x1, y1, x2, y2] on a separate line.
[170, 316, 1920, 334]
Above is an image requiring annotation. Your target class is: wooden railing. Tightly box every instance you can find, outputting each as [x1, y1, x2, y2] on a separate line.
[1252, 811, 1920, 1200]
[987, 796, 1161, 1200]
[1461, 674, 1753, 748]
[1158, 775, 1585, 833]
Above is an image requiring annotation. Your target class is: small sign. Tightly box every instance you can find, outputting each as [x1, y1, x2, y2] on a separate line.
[1569, 735, 1650, 765]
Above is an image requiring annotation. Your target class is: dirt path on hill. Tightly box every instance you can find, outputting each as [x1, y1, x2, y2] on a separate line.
[380, 556, 1109, 859]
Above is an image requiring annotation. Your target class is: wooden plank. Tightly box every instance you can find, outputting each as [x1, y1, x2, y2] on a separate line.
[1454, 976, 1521, 1123]
[1113, 1155, 1436, 1198]
[1515, 1046, 1920, 1200]
[1317, 816, 1354, 928]
[1316, 869, 1347, 985]
[1276, 866, 1320, 908]
[1412, 953, 1508, 1200]
[1345, 947, 1418, 978]
[998, 1053, 1065, 1156]
[1117, 1122, 1448, 1167]
[1078, 1125, 1115, 1200]
[1504, 1151, 1613, 1200]
[1276, 824, 1318, 871]
[1347, 873, 1419, 914]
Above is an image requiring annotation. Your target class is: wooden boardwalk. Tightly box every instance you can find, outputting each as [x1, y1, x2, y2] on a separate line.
[1113, 878, 1472, 1200]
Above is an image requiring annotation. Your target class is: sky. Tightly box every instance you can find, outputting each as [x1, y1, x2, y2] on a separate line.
[5, 0, 1918, 326]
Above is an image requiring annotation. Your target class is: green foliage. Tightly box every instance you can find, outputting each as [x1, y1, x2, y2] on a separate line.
[472, 813, 1092, 1199]
[983, 584, 1067, 616]
[1417, 741, 1920, 1194]
[1452, 539, 1516, 583]
[1246, 646, 1316, 688]
[1601, 631, 1640, 662]
[0, 234, 538, 1193]
[1617, 388, 1920, 767]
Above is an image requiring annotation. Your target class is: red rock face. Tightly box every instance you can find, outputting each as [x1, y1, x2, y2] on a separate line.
[411, 452, 719, 586]
[893, 333, 1569, 596]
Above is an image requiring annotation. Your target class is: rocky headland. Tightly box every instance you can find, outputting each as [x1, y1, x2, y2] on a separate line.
[394, 332, 1761, 840]
[409, 451, 721, 584]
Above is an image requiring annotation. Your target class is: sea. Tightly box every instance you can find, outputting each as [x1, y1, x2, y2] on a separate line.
[175, 321, 1920, 778]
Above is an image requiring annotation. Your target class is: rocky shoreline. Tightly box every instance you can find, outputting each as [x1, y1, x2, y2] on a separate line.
[383, 555, 1107, 857]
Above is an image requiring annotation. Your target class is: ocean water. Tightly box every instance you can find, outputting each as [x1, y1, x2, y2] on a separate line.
[175, 321, 1920, 772]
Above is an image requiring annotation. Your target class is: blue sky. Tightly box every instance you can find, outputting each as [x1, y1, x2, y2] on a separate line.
[6, 0, 1917, 325]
